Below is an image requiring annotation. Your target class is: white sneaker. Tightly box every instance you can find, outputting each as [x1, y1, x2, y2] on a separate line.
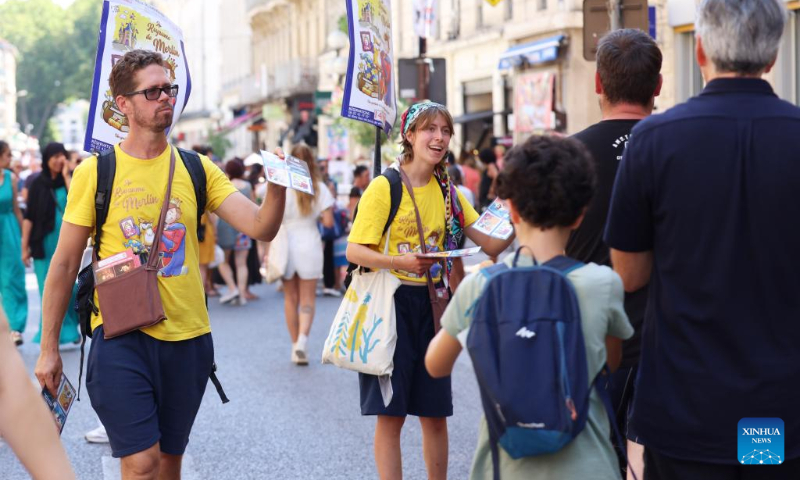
[85, 425, 109, 444]
[291, 343, 308, 366]
[219, 290, 239, 304]
[322, 288, 342, 297]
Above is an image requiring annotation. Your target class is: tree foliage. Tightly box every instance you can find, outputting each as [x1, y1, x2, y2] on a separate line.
[0, 0, 102, 146]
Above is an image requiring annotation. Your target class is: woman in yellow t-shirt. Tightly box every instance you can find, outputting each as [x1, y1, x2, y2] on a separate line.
[347, 102, 514, 479]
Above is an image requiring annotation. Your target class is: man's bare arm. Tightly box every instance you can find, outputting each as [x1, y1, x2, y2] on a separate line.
[213, 182, 287, 242]
[610, 249, 653, 293]
[34, 221, 91, 395]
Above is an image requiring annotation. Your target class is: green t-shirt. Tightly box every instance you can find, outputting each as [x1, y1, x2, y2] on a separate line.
[441, 254, 634, 480]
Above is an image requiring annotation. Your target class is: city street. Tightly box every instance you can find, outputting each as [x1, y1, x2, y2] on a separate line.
[1, 271, 484, 479]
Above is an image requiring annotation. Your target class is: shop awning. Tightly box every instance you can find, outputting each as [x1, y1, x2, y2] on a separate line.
[498, 35, 565, 70]
[453, 110, 509, 124]
[220, 110, 262, 132]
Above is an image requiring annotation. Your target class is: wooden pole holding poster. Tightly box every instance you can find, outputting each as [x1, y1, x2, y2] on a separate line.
[374, 126, 382, 178]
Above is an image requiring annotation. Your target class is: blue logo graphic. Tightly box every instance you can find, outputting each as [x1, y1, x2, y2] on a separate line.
[738, 418, 784, 465]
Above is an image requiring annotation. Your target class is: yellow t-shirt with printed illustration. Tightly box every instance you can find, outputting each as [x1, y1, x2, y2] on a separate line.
[348, 174, 479, 283]
[64, 145, 238, 341]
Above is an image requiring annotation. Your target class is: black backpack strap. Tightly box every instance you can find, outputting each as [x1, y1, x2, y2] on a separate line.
[176, 150, 229, 403]
[94, 148, 116, 249]
[596, 365, 639, 480]
[176, 147, 207, 240]
[344, 168, 403, 286]
[78, 148, 116, 401]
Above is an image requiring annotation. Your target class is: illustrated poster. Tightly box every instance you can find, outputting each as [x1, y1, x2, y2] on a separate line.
[514, 71, 554, 133]
[261, 151, 315, 195]
[342, 0, 397, 133]
[418, 246, 482, 258]
[84, 0, 191, 153]
[41, 374, 76, 435]
[474, 199, 514, 239]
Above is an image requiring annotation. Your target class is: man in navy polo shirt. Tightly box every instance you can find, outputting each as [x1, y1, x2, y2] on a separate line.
[605, 0, 800, 478]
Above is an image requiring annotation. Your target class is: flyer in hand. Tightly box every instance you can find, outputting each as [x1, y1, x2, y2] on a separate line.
[94, 248, 141, 284]
[473, 199, 514, 240]
[261, 151, 315, 195]
[42, 374, 77, 435]
[418, 246, 482, 258]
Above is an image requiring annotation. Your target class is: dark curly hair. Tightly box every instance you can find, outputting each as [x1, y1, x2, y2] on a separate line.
[495, 135, 596, 229]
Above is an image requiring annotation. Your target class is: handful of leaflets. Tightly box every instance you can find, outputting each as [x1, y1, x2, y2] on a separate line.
[261, 150, 315, 195]
[474, 199, 514, 239]
[417, 246, 482, 258]
[94, 249, 141, 284]
[41, 374, 76, 435]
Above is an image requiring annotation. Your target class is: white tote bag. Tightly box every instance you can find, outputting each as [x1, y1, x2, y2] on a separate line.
[322, 229, 401, 378]
[264, 225, 288, 283]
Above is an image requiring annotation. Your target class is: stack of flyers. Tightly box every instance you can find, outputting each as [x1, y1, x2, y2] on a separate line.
[261, 150, 315, 195]
[41, 374, 76, 435]
[418, 246, 482, 258]
[474, 199, 514, 240]
[94, 248, 141, 284]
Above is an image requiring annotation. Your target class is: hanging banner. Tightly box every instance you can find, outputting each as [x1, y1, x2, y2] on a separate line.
[341, 0, 397, 133]
[514, 71, 555, 133]
[84, 0, 191, 153]
[413, 0, 438, 39]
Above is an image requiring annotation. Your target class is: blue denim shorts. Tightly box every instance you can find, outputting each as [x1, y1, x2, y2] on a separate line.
[86, 325, 214, 458]
[359, 285, 453, 418]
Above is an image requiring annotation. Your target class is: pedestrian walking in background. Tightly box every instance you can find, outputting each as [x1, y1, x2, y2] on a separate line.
[426, 135, 632, 480]
[22, 142, 79, 346]
[346, 102, 513, 479]
[476, 147, 498, 212]
[0, 140, 28, 346]
[34, 49, 286, 480]
[604, 1, 800, 477]
[279, 144, 335, 365]
[565, 28, 662, 477]
[457, 150, 480, 200]
[216, 158, 255, 305]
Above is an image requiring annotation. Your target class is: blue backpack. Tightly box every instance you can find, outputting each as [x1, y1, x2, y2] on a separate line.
[466, 249, 629, 479]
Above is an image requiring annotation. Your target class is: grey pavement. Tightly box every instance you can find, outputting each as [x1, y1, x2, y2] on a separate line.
[1, 270, 485, 479]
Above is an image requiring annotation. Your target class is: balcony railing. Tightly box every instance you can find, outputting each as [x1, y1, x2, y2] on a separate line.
[271, 58, 318, 99]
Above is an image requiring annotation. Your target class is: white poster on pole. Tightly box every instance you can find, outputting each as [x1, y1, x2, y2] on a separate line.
[84, 0, 191, 153]
[413, 0, 438, 39]
[341, 0, 397, 133]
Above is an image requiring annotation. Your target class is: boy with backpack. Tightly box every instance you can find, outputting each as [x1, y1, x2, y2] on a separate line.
[425, 135, 633, 480]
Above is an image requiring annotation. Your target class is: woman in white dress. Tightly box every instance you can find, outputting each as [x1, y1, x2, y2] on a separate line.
[280, 144, 335, 365]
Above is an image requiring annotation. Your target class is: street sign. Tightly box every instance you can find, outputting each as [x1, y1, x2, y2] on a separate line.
[583, 0, 649, 61]
[398, 58, 447, 105]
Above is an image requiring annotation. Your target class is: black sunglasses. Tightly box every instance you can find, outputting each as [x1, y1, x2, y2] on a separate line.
[124, 84, 179, 101]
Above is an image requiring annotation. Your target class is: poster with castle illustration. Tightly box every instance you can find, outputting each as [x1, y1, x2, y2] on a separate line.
[84, 0, 191, 153]
[341, 0, 397, 133]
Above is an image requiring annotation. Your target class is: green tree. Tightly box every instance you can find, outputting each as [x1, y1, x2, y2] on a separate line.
[0, 0, 101, 146]
[207, 129, 232, 160]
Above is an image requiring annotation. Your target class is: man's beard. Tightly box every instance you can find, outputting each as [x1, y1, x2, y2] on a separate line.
[132, 106, 173, 133]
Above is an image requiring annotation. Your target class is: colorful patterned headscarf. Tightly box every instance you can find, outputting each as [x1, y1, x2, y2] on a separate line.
[400, 101, 446, 140]
[398, 102, 466, 287]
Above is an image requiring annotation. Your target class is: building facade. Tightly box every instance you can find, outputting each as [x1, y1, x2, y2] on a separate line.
[0, 39, 18, 142]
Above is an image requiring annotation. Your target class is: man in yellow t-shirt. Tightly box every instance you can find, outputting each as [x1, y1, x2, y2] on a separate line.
[33, 50, 287, 478]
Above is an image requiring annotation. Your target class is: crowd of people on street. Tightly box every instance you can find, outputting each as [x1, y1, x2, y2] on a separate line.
[0, 0, 798, 479]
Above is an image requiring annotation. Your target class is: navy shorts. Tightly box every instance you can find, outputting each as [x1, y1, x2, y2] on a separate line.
[86, 325, 214, 458]
[359, 285, 452, 418]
